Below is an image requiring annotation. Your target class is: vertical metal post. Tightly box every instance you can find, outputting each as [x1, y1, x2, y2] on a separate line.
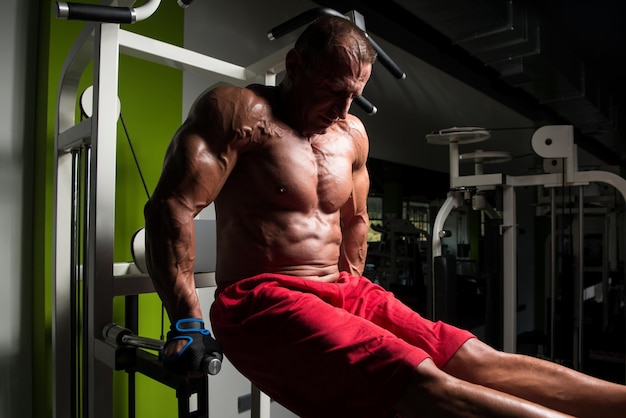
[550, 187, 556, 361]
[449, 139, 459, 185]
[53, 86, 78, 418]
[86, 22, 120, 418]
[126, 294, 139, 418]
[70, 149, 80, 417]
[604, 212, 615, 329]
[431, 192, 461, 320]
[82, 146, 92, 415]
[574, 186, 584, 370]
[502, 185, 517, 352]
[622, 212, 626, 384]
[251, 385, 271, 418]
[54, 23, 95, 418]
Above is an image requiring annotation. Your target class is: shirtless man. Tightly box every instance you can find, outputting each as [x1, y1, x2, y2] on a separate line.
[144, 15, 626, 418]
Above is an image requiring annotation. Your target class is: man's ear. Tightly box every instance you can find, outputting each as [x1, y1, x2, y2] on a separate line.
[285, 49, 301, 79]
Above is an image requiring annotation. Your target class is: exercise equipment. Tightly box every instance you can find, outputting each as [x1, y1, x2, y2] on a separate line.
[100, 323, 216, 418]
[428, 125, 626, 364]
[54, 0, 195, 24]
[102, 323, 223, 375]
[51, 7, 249, 418]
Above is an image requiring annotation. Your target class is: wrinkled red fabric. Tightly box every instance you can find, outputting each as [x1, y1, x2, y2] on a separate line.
[210, 272, 475, 418]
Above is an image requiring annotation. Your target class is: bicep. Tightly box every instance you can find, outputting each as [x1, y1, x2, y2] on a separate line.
[341, 167, 369, 235]
[342, 117, 370, 220]
[338, 128, 370, 274]
[155, 133, 237, 219]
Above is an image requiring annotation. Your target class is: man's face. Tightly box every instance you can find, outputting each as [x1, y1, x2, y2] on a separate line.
[288, 50, 372, 136]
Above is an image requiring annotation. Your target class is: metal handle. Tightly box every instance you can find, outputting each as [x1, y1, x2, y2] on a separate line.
[121, 333, 165, 351]
[202, 353, 223, 375]
[103, 323, 222, 375]
[54, 0, 162, 23]
[364, 33, 406, 80]
[354, 96, 377, 116]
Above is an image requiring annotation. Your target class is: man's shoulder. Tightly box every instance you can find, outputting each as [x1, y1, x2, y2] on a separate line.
[200, 84, 273, 105]
[185, 84, 284, 149]
[344, 113, 366, 130]
[334, 114, 367, 141]
[338, 114, 369, 165]
[189, 84, 276, 124]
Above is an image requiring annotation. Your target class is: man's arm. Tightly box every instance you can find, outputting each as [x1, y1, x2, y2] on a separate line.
[144, 86, 250, 323]
[338, 118, 370, 276]
[144, 130, 235, 322]
[143, 133, 224, 377]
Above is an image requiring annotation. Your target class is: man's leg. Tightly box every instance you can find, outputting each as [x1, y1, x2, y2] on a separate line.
[443, 338, 626, 418]
[394, 357, 572, 417]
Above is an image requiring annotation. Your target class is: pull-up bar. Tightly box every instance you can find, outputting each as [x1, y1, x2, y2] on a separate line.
[54, 0, 194, 24]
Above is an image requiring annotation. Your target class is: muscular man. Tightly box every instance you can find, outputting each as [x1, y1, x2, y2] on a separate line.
[144, 15, 626, 418]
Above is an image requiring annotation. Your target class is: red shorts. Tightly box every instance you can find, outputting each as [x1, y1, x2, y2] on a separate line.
[210, 272, 474, 418]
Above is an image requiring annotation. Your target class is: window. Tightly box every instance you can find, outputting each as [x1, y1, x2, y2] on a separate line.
[367, 196, 383, 242]
[402, 201, 430, 241]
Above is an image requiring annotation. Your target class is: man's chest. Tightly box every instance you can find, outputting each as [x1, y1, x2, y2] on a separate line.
[228, 132, 355, 212]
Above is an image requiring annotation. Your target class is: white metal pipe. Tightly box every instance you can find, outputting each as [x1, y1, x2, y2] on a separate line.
[85, 22, 120, 418]
[431, 192, 461, 323]
[53, 21, 95, 418]
[432, 193, 460, 258]
[502, 185, 517, 353]
[575, 185, 584, 370]
[550, 187, 556, 361]
[118, 29, 249, 84]
[576, 170, 626, 205]
[134, 0, 161, 21]
[449, 140, 459, 186]
[604, 214, 611, 328]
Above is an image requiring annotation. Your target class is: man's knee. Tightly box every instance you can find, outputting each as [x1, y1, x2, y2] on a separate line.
[443, 337, 505, 382]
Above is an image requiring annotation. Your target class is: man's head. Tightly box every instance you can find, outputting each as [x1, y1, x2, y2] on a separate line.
[282, 16, 377, 136]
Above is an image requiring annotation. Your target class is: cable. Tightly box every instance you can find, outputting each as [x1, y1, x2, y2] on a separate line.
[119, 114, 151, 200]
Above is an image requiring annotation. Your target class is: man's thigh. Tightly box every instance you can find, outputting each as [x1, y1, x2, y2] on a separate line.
[351, 277, 476, 368]
[210, 275, 426, 417]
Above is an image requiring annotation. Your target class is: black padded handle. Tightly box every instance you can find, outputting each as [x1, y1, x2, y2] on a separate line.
[55, 2, 134, 23]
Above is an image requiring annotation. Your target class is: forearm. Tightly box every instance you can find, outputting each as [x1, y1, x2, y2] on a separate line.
[339, 212, 369, 276]
[144, 199, 203, 322]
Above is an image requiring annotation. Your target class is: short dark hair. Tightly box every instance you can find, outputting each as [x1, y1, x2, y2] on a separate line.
[294, 15, 377, 72]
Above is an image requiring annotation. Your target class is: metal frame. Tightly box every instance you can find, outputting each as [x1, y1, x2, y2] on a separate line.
[430, 125, 626, 353]
[53, 20, 287, 418]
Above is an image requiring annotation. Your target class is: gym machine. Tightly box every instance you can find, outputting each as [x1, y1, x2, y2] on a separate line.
[52, 2, 406, 417]
[101, 323, 221, 417]
[428, 125, 626, 365]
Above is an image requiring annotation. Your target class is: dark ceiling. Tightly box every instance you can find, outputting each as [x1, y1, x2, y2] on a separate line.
[313, 0, 626, 167]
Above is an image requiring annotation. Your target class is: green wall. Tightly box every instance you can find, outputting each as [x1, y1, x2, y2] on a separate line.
[34, 1, 185, 416]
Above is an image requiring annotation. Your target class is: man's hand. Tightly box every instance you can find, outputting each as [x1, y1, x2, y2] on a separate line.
[161, 319, 223, 378]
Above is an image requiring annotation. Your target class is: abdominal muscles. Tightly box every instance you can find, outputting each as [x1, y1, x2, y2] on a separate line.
[215, 207, 344, 284]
